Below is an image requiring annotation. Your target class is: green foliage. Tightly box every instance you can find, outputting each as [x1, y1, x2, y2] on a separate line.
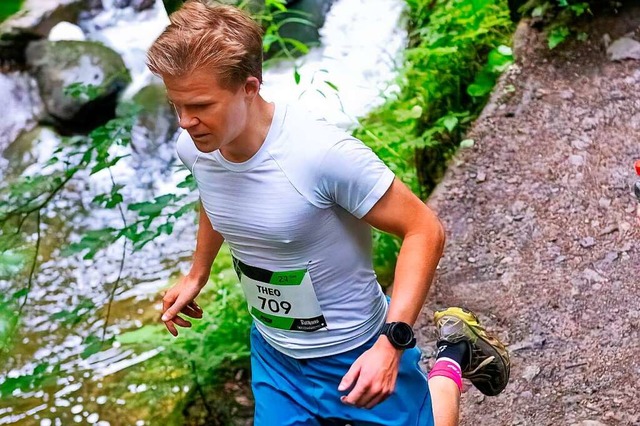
[354, 0, 513, 282]
[0, 0, 22, 23]
[0, 362, 61, 398]
[255, 0, 315, 62]
[515, 0, 624, 49]
[0, 293, 21, 351]
[118, 246, 252, 385]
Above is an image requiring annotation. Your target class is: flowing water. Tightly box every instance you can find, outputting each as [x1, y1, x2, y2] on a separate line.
[0, 0, 407, 424]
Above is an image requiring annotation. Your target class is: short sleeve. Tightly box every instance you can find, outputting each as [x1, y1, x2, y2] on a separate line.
[175, 130, 200, 172]
[318, 137, 395, 218]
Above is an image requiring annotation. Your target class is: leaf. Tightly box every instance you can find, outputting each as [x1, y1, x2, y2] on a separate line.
[569, 3, 589, 16]
[0, 250, 29, 277]
[409, 105, 423, 119]
[548, 26, 570, 49]
[262, 34, 278, 51]
[443, 116, 458, 132]
[323, 80, 339, 92]
[532, 6, 545, 17]
[81, 334, 104, 360]
[0, 305, 19, 351]
[293, 68, 301, 85]
[157, 222, 174, 235]
[176, 174, 196, 190]
[12, 288, 28, 300]
[467, 71, 495, 97]
[283, 38, 309, 54]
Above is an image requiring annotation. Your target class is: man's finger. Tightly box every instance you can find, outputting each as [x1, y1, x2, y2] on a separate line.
[364, 392, 389, 410]
[164, 320, 178, 337]
[181, 304, 203, 319]
[162, 297, 189, 322]
[172, 315, 192, 328]
[341, 381, 368, 406]
[188, 301, 202, 312]
[338, 363, 360, 392]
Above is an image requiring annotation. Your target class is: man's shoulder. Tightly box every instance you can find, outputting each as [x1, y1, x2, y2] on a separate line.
[175, 130, 199, 171]
[277, 104, 353, 155]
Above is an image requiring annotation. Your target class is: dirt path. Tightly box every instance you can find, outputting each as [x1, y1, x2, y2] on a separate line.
[415, 7, 640, 426]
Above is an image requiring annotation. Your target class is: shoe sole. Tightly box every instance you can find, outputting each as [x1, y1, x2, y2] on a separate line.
[434, 307, 510, 396]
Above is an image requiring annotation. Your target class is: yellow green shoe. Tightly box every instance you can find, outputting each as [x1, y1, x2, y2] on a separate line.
[433, 307, 510, 396]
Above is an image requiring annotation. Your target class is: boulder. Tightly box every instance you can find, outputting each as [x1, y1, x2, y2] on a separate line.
[131, 0, 156, 12]
[0, 0, 85, 66]
[0, 71, 44, 153]
[0, 126, 61, 181]
[128, 83, 179, 153]
[25, 40, 131, 131]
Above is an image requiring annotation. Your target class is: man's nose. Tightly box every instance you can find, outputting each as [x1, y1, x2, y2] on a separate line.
[178, 113, 199, 129]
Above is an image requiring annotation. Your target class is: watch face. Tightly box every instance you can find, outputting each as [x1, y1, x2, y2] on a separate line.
[391, 322, 413, 346]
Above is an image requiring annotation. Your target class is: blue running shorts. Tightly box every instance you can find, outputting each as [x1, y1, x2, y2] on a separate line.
[250, 325, 434, 426]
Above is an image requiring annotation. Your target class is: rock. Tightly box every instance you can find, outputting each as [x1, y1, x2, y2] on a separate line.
[0, 0, 85, 66]
[569, 154, 585, 166]
[0, 127, 62, 181]
[113, 0, 131, 8]
[48, 21, 85, 41]
[583, 268, 605, 283]
[607, 37, 640, 61]
[522, 365, 541, 381]
[559, 90, 574, 100]
[571, 422, 608, 426]
[0, 72, 45, 152]
[131, 0, 155, 11]
[25, 40, 131, 131]
[510, 335, 546, 352]
[597, 197, 611, 208]
[128, 83, 179, 157]
[579, 237, 596, 248]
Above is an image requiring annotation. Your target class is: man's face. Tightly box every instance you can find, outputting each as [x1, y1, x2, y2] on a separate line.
[163, 68, 252, 153]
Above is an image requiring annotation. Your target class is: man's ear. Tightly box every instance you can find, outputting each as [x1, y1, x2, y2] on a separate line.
[244, 76, 261, 99]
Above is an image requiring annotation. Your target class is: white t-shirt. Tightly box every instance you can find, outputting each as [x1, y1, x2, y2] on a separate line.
[176, 103, 394, 358]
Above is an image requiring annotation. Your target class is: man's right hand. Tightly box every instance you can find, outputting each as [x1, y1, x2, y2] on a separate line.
[161, 275, 206, 336]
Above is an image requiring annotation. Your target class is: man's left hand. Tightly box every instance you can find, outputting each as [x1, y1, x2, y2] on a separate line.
[338, 337, 403, 409]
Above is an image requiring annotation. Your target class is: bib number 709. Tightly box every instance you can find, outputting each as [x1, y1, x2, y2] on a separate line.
[257, 296, 292, 314]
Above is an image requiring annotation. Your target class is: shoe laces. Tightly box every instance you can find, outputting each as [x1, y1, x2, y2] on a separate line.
[466, 355, 495, 376]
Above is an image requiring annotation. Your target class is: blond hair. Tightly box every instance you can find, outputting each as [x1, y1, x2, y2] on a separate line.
[147, 1, 263, 90]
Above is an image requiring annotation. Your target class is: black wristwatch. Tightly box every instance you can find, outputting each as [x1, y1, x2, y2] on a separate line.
[380, 322, 416, 350]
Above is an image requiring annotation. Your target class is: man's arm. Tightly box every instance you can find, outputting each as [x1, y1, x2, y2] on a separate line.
[161, 201, 225, 336]
[339, 178, 445, 408]
[365, 178, 445, 326]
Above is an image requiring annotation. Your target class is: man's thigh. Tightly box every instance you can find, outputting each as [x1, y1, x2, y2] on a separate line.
[251, 326, 321, 426]
[306, 342, 434, 426]
[250, 326, 433, 426]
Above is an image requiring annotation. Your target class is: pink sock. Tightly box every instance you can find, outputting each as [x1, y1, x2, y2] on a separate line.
[428, 357, 463, 391]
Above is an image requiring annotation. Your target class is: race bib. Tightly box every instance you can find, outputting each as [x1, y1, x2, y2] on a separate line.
[233, 258, 327, 332]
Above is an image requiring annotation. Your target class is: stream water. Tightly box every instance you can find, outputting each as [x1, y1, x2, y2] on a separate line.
[0, 0, 407, 424]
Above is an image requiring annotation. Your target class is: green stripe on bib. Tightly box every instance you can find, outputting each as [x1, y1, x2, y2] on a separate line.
[251, 307, 295, 330]
[269, 269, 306, 286]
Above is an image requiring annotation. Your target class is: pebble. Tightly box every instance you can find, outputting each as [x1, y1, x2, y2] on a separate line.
[579, 237, 596, 248]
[569, 155, 585, 166]
[522, 365, 541, 381]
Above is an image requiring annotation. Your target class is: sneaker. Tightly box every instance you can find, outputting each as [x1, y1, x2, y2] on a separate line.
[434, 307, 510, 396]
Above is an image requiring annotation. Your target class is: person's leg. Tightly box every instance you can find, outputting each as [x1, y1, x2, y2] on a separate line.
[250, 326, 321, 426]
[305, 338, 433, 426]
[427, 307, 511, 426]
[428, 376, 460, 426]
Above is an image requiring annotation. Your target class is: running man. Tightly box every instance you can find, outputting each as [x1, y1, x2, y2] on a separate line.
[147, 2, 509, 425]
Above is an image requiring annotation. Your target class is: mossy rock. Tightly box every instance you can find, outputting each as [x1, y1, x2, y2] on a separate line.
[26, 40, 131, 131]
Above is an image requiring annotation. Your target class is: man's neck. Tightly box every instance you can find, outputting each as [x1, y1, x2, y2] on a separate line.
[220, 96, 275, 163]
